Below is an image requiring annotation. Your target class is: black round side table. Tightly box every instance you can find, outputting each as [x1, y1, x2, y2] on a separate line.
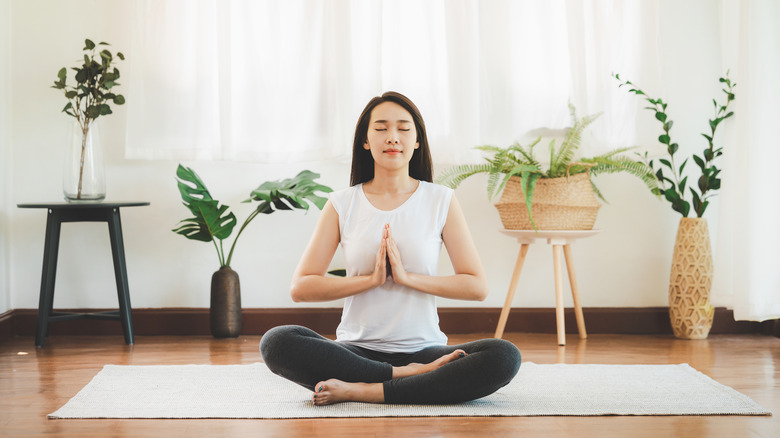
[17, 202, 150, 347]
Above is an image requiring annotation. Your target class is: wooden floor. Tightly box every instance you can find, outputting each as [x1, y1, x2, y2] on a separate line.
[1, 333, 778, 437]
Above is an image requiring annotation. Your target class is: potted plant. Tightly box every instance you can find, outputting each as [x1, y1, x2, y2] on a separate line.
[51, 39, 125, 201]
[173, 165, 333, 338]
[436, 104, 659, 231]
[615, 73, 736, 340]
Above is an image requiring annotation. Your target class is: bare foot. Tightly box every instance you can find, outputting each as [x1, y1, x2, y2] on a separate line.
[392, 349, 467, 379]
[312, 379, 384, 406]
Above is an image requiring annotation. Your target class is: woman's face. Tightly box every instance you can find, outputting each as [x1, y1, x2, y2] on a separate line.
[364, 101, 419, 172]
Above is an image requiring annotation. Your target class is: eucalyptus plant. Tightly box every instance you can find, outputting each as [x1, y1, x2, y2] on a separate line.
[436, 104, 658, 230]
[173, 165, 333, 267]
[51, 38, 125, 199]
[614, 73, 736, 217]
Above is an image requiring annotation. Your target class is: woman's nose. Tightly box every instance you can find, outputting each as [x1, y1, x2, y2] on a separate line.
[386, 133, 399, 144]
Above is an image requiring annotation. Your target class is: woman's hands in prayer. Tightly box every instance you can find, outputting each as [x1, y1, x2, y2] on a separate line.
[378, 223, 409, 286]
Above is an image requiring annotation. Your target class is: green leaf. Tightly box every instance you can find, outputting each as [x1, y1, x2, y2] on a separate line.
[679, 158, 688, 174]
[61, 102, 72, 112]
[117, 52, 125, 60]
[98, 104, 112, 116]
[75, 68, 88, 83]
[698, 174, 709, 192]
[658, 134, 670, 145]
[327, 269, 347, 277]
[520, 173, 540, 231]
[65, 90, 77, 99]
[84, 39, 95, 50]
[100, 50, 112, 61]
[57, 67, 67, 80]
[669, 143, 679, 155]
[173, 200, 236, 241]
[176, 164, 214, 207]
[246, 170, 333, 212]
[693, 155, 706, 170]
[86, 105, 101, 118]
[113, 94, 125, 105]
[691, 189, 702, 216]
[172, 218, 213, 242]
[173, 165, 237, 243]
[655, 112, 667, 123]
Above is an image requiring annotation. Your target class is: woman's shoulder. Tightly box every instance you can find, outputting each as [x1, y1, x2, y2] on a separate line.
[329, 184, 362, 215]
[419, 181, 454, 200]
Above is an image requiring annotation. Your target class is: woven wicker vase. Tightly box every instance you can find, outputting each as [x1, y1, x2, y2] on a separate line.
[494, 173, 601, 230]
[668, 218, 715, 339]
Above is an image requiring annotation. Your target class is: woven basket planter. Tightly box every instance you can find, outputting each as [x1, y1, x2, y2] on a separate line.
[494, 173, 601, 230]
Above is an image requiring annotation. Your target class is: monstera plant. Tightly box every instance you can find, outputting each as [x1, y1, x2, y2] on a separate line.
[173, 165, 333, 337]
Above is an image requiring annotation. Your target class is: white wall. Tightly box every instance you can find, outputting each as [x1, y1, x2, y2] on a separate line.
[0, 0, 11, 314]
[6, 0, 728, 312]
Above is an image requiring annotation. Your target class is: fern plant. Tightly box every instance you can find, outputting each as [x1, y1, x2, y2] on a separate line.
[436, 104, 659, 229]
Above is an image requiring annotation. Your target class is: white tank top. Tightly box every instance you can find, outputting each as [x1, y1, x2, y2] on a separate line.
[330, 180, 452, 353]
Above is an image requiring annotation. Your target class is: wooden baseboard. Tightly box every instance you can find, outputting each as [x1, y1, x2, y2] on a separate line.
[0, 309, 14, 343]
[0, 307, 765, 341]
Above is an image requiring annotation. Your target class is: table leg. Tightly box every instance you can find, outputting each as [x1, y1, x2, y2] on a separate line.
[552, 244, 566, 346]
[494, 243, 530, 339]
[563, 244, 587, 339]
[107, 208, 134, 345]
[36, 210, 62, 347]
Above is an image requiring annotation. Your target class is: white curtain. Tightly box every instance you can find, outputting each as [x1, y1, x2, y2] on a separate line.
[125, 0, 659, 164]
[711, 0, 780, 322]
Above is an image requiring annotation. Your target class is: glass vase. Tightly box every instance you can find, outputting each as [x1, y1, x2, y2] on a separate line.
[64, 120, 105, 202]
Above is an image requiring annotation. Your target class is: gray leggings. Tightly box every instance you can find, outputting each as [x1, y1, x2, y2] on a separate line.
[259, 325, 522, 404]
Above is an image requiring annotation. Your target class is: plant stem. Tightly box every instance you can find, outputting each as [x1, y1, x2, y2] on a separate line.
[77, 122, 88, 199]
[225, 202, 271, 267]
[212, 238, 224, 267]
[225, 212, 256, 267]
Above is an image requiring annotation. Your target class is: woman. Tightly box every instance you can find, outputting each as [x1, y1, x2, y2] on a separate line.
[260, 92, 521, 405]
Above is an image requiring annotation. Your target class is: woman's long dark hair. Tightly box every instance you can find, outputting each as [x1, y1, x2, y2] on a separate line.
[350, 91, 433, 186]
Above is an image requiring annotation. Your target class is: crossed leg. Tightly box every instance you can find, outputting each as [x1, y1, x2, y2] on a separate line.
[312, 349, 467, 405]
[259, 325, 521, 405]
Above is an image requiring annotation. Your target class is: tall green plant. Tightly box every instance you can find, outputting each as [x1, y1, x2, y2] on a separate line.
[51, 38, 125, 199]
[173, 165, 333, 267]
[51, 39, 126, 126]
[614, 73, 736, 217]
[436, 105, 658, 230]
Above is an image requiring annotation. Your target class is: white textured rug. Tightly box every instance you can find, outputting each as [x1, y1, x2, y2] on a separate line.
[49, 362, 770, 419]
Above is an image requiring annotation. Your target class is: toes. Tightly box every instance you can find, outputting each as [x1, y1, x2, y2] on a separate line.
[312, 382, 327, 405]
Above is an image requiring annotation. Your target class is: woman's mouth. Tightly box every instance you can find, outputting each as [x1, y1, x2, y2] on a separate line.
[384, 148, 401, 155]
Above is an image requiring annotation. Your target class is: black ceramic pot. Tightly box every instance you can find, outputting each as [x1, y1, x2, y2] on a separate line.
[210, 266, 242, 338]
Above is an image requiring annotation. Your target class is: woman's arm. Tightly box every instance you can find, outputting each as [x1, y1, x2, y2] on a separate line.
[290, 200, 388, 302]
[386, 195, 489, 301]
